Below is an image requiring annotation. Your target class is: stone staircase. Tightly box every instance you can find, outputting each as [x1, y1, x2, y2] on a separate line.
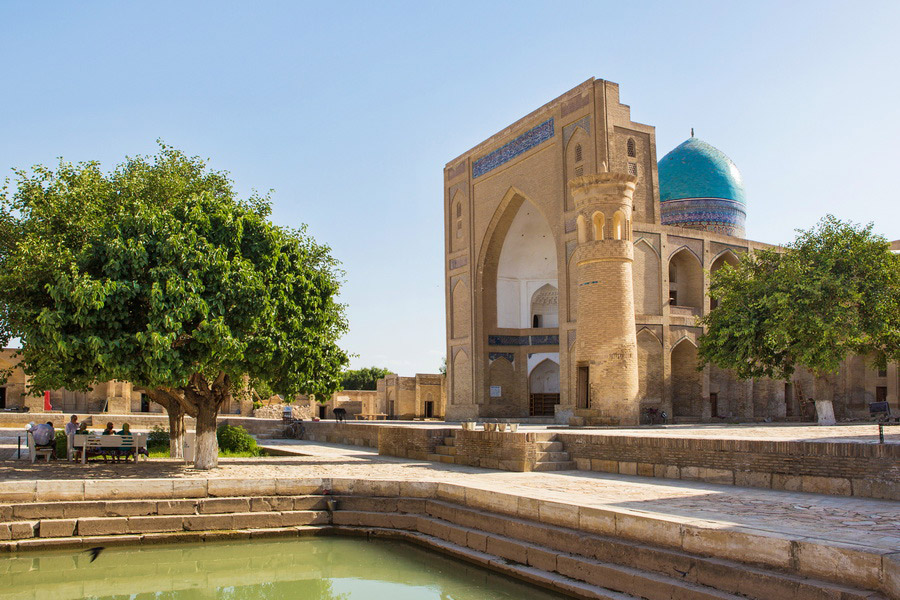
[428, 433, 458, 464]
[532, 438, 576, 471]
[0, 491, 887, 600]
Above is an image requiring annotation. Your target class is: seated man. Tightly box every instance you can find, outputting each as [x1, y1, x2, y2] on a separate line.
[31, 421, 56, 459]
[65, 414, 79, 436]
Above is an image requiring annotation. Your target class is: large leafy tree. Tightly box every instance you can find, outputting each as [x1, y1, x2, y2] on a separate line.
[0, 145, 349, 468]
[340, 366, 392, 391]
[699, 216, 900, 400]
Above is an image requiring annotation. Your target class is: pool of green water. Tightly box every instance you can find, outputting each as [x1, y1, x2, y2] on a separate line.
[0, 536, 572, 599]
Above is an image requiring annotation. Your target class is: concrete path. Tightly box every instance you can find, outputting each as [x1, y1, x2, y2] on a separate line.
[258, 439, 900, 555]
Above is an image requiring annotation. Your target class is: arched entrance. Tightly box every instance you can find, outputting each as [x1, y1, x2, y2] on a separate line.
[671, 339, 701, 418]
[529, 358, 560, 416]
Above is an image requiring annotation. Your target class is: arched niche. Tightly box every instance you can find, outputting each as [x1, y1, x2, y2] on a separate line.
[671, 338, 701, 417]
[494, 197, 558, 329]
[633, 239, 661, 315]
[565, 128, 592, 210]
[637, 329, 663, 407]
[488, 357, 515, 406]
[592, 211, 605, 241]
[576, 215, 587, 244]
[709, 250, 740, 310]
[530, 283, 559, 328]
[529, 358, 560, 393]
[668, 248, 703, 311]
[451, 280, 469, 339]
[612, 211, 626, 240]
[451, 349, 471, 406]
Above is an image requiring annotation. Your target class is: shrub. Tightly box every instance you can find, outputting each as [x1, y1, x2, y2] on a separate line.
[54, 430, 68, 458]
[148, 426, 170, 453]
[216, 424, 259, 454]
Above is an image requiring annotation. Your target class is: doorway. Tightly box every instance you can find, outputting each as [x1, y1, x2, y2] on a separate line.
[784, 383, 794, 417]
[424, 401, 434, 419]
[576, 366, 589, 409]
[0, 387, 6, 409]
[318, 405, 326, 419]
[140, 394, 150, 413]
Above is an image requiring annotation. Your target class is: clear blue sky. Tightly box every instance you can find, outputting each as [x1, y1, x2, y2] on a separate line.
[2, 1, 898, 375]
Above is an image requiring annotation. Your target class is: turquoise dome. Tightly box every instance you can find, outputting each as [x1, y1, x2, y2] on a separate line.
[658, 137, 747, 237]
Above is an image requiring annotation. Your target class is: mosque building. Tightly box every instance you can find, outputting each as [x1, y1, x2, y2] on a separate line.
[443, 77, 898, 424]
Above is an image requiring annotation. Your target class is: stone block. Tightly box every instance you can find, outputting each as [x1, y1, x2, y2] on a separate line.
[127, 516, 184, 533]
[699, 468, 734, 485]
[16, 537, 83, 550]
[436, 483, 466, 504]
[173, 479, 208, 498]
[591, 459, 618, 473]
[618, 461, 637, 475]
[795, 540, 883, 591]
[616, 513, 682, 549]
[465, 488, 512, 514]
[157, 499, 199, 515]
[884, 552, 900, 600]
[61, 501, 106, 518]
[183, 514, 235, 531]
[574, 458, 591, 471]
[104, 500, 157, 517]
[499, 460, 528, 472]
[664, 465, 680, 479]
[38, 519, 76, 538]
[772, 473, 802, 492]
[232, 511, 283, 529]
[538, 501, 579, 529]
[76, 517, 129, 536]
[292, 496, 327, 511]
[275, 478, 327, 496]
[579, 506, 616, 536]
[734, 471, 772, 489]
[800, 476, 851, 496]
[250, 497, 291, 512]
[399, 481, 438, 498]
[486, 536, 527, 564]
[0, 523, 10, 541]
[637, 462, 655, 477]
[388, 514, 417, 530]
[13, 503, 66, 520]
[141, 531, 205, 545]
[86, 479, 174, 500]
[526, 545, 558, 572]
[280, 511, 328, 526]
[516, 496, 541, 520]
[680, 466, 701, 480]
[199, 498, 251, 514]
[397, 498, 426, 514]
[682, 526, 792, 569]
[466, 530, 488, 552]
[201, 530, 252, 542]
[208, 479, 275, 497]
[0, 481, 36, 502]
[36, 480, 84, 502]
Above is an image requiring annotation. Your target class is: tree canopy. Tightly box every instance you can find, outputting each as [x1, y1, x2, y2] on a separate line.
[0, 144, 349, 467]
[340, 366, 392, 390]
[698, 215, 900, 382]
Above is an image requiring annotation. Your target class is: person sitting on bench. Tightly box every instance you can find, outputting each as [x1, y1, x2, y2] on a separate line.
[31, 421, 57, 459]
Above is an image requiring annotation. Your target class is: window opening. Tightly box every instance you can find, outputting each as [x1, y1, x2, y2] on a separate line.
[574, 144, 583, 163]
[627, 138, 636, 157]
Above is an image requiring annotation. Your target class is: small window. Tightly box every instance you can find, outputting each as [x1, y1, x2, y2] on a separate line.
[532, 314, 541, 328]
[877, 368, 888, 378]
[574, 165, 584, 177]
[456, 203, 462, 218]
[575, 144, 583, 163]
[627, 138, 636, 157]
[456, 221, 462, 238]
[628, 162, 638, 176]
[669, 290, 678, 305]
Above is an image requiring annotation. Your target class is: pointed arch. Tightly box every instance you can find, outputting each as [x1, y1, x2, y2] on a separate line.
[633, 239, 661, 315]
[451, 349, 471, 406]
[530, 283, 558, 328]
[450, 190, 466, 252]
[576, 215, 588, 244]
[488, 356, 515, 406]
[668, 247, 703, 310]
[612, 210, 626, 240]
[565, 128, 592, 210]
[637, 329, 663, 409]
[591, 211, 605, 241]
[710, 249, 741, 273]
[627, 138, 636, 158]
[528, 358, 560, 392]
[671, 338, 701, 417]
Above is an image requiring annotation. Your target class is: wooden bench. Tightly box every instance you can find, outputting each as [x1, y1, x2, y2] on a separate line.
[355, 413, 388, 420]
[69, 433, 148, 463]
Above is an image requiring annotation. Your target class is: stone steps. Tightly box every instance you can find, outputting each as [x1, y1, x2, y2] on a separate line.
[532, 461, 578, 471]
[535, 441, 564, 452]
[435, 445, 457, 456]
[0, 493, 889, 600]
[533, 435, 575, 472]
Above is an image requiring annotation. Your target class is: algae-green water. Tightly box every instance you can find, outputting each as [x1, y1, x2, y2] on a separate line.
[0, 537, 572, 599]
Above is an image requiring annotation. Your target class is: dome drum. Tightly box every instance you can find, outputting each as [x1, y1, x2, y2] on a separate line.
[660, 198, 746, 237]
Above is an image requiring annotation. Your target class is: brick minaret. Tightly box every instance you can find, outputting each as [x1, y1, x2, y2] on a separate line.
[569, 170, 640, 425]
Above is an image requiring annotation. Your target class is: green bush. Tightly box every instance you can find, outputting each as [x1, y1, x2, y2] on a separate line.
[216, 424, 259, 454]
[148, 425, 170, 453]
[54, 430, 68, 458]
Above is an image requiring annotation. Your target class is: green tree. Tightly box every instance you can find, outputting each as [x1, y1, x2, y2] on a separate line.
[699, 216, 900, 400]
[0, 144, 349, 469]
[340, 366, 392, 390]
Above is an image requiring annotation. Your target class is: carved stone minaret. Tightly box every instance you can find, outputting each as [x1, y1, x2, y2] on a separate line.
[569, 170, 640, 426]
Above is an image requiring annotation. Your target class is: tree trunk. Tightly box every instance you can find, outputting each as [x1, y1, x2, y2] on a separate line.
[194, 400, 219, 470]
[167, 402, 185, 459]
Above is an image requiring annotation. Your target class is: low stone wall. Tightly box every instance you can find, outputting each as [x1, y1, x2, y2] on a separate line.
[452, 430, 554, 471]
[300, 421, 381, 449]
[557, 432, 900, 501]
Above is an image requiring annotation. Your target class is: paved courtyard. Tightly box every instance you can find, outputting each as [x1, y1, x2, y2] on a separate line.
[1, 438, 897, 556]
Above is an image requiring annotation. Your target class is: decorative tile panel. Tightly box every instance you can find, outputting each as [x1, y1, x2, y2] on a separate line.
[473, 118, 555, 178]
[565, 218, 577, 233]
[488, 334, 559, 346]
[449, 256, 468, 270]
[489, 352, 515, 363]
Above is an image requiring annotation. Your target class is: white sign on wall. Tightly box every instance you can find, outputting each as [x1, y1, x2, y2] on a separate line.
[490, 386, 502, 397]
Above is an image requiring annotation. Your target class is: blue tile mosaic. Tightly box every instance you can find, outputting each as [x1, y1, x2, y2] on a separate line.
[488, 334, 560, 346]
[449, 256, 468, 270]
[660, 197, 746, 236]
[473, 118, 555, 178]
[530, 335, 559, 346]
[489, 352, 515, 362]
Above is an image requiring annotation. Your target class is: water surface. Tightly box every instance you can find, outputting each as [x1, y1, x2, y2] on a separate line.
[0, 536, 571, 599]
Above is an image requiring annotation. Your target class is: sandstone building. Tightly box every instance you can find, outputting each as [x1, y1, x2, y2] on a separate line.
[444, 77, 899, 424]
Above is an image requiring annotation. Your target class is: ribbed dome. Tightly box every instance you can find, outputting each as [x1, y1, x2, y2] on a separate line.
[658, 137, 747, 237]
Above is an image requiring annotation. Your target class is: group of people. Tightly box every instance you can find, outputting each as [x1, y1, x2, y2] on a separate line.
[29, 415, 140, 462]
